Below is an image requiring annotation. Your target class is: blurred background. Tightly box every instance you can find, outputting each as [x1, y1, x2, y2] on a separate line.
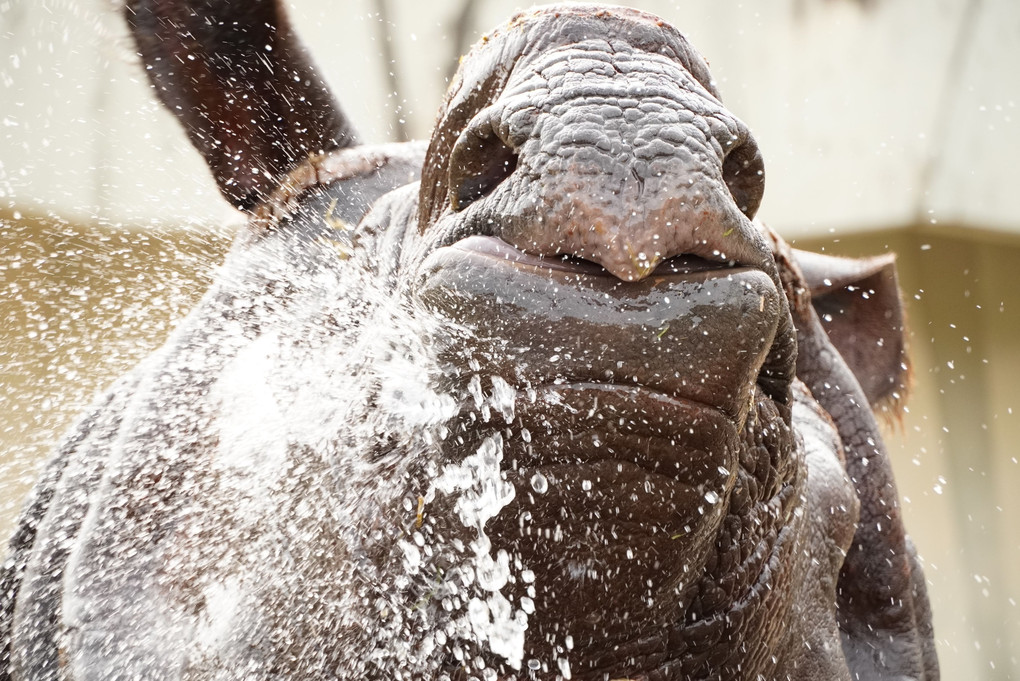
[1, 0, 1017, 677]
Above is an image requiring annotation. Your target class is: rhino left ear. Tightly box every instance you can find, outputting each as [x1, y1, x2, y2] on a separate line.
[125, 0, 357, 210]
[792, 249, 911, 414]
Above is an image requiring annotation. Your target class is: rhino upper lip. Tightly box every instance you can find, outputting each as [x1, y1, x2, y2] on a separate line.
[419, 234, 792, 424]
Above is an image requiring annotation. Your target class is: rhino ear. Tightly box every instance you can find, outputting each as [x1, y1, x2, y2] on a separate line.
[792, 249, 911, 415]
[125, 0, 357, 210]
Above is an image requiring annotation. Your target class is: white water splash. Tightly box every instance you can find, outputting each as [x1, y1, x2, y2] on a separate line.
[434, 433, 527, 670]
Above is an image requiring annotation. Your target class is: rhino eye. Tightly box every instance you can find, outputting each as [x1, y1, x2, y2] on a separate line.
[448, 127, 518, 211]
[722, 140, 766, 220]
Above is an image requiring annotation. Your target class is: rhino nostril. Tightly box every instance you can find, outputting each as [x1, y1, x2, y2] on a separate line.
[448, 126, 518, 211]
[722, 141, 765, 220]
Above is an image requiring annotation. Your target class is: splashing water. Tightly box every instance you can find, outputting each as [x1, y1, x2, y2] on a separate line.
[8, 214, 536, 679]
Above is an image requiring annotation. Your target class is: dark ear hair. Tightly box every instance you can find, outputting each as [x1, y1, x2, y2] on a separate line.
[793, 249, 910, 415]
[125, 0, 357, 210]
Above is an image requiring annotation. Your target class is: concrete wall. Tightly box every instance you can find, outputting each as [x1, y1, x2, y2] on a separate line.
[1, 0, 1017, 234]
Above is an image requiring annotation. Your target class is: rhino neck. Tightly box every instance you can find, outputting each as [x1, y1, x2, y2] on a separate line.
[420, 381, 805, 680]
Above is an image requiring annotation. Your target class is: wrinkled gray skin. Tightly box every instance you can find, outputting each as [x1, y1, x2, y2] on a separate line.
[1, 3, 938, 680]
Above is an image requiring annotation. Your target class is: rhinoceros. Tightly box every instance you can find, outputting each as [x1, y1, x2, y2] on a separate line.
[1, 2, 938, 680]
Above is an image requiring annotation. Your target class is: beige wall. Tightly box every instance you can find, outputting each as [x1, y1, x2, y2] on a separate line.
[1, 0, 1018, 235]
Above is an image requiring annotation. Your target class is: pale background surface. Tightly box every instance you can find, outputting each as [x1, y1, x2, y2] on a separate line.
[1, 1, 1018, 678]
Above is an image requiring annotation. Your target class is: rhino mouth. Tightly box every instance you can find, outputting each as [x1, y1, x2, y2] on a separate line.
[416, 234, 791, 425]
[415, 234, 796, 659]
[453, 234, 730, 278]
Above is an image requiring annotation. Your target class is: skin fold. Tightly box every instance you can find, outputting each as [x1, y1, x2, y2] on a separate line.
[0, 3, 938, 680]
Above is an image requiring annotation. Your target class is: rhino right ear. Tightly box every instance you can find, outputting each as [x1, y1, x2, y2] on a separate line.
[125, 0, 357, 210]
[792, 249, 911, 416]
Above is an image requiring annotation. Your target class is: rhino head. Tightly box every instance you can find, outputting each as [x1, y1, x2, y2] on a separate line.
[1, 3, 938, 680]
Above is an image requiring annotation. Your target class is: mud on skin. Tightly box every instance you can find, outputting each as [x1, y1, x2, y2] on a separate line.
[1, 3, 938, 680]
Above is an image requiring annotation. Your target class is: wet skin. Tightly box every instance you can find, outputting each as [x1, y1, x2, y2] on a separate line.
[1, 3, 937, 680]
